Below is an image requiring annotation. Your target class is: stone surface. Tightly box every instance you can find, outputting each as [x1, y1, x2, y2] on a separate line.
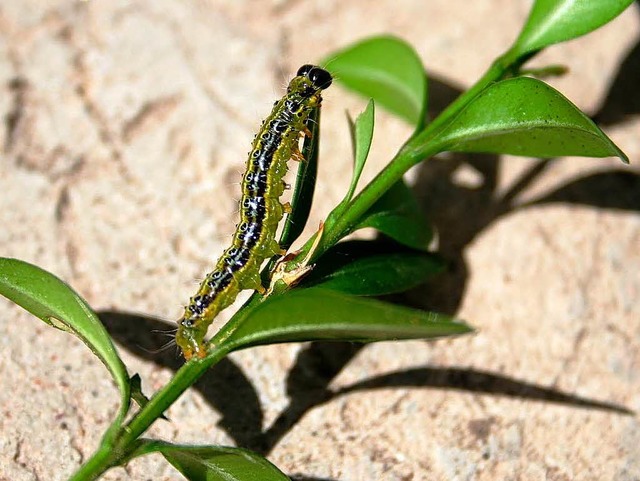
[1, 1, 639, 480]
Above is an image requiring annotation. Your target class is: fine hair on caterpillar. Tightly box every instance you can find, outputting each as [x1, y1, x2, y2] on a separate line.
[175, 64, 333, 360]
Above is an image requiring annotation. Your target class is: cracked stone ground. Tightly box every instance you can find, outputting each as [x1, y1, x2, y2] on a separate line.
[1, 2, 639, 480]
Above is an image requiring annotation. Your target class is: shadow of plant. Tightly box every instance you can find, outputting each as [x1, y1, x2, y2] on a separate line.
[593, 1, 640, 125]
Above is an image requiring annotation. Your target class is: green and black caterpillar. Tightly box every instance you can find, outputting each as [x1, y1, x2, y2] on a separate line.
[176, 65, 332, 360]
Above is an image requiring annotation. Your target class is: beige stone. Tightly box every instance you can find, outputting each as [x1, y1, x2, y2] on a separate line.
[1, 1, 639, 480]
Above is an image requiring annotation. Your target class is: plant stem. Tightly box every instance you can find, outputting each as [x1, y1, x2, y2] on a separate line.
[67, 345, 232, 481]
[316, 144, 424, 255]
[67, 445, 114, 481]
[418, 55, 507, 138]
[120, 347, 231, 445]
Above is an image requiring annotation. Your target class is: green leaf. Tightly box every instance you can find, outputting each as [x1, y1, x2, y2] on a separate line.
[345, 99, 375, 203]
[303, 240, 444, 296]
[428, 77, 628, 162]
[224, 287, 472, 350]
[356, 179, 433, 250]
[129, 374, 168, 420]
[325, 35, 427, 128]
[129, 374, 147, 408]
[149, 443, 289, 481]
[278, 106, 321, 251]
[0, 258, 130, 414]
[513, 0, 634, 56]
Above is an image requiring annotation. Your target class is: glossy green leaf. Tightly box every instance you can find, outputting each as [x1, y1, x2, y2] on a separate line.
[0, 258, 130, 412]
[304, 240, 444, 296]
[429, 77, 628, 162]
[279, 106, 321, 251]
[325, 35, 427, 127]
[224, 287, 472, 350]
[356, 179, 433, 250]
[345, 99, 375, 203]
[513, 0, 634, 56]
[145, 442, 289, 481]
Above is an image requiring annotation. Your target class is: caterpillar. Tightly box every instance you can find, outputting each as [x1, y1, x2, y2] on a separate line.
[176, 64, 332, 360]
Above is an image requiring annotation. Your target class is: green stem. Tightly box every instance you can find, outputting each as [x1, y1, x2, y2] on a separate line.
[67, 445, 114, 481]
[67, 344, 232, 480]
[412, 48, 524, 143]
[415, 53, 512, 141]
[120, 346, 231, 445]
[299, 51, 520, 261]
[317, 144, 424, 255]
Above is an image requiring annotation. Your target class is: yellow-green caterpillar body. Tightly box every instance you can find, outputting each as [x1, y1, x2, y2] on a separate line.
[176, 65, 332, 359]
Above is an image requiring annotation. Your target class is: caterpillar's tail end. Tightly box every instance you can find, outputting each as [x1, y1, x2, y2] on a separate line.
[177, 339, 208, 361]
[181, 345, 207, 361]
[182, 348, 194, 361]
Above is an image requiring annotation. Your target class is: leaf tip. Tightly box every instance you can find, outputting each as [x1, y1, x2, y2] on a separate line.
[619, 152, 630, 165]
[455, 319, 476, 334]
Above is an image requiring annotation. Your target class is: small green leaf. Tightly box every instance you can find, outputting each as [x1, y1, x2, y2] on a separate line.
[146, 442, 289, 481]
[224, 287, 472, 350]
[356, 179, 433, 250]
[129, 374, 147, 408]
[303, 240, 444, 296]
[0, 258, 130, 413]
[429, 77, 628, 162]
[325, 35, 427, 128]
[129, 374, 168, 420]
[345, 99, 375, 203]
[513, 0, 634, 56]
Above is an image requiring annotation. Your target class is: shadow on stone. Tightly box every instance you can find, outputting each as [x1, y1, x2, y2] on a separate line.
[336, 367, 633, 414]
[290, 477, 341, 481]
[593, 1, 640, 126]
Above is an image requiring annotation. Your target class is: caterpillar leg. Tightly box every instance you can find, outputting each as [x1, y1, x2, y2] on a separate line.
[242, 269, 267, 294]
[291, 148, 305, 162]
[266, 240, 287, 257]
[301, 126, 313, 138]
[247, 278, 267, 295]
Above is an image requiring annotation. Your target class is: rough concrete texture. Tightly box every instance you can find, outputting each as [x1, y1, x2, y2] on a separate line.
[1, 1, 639, 480]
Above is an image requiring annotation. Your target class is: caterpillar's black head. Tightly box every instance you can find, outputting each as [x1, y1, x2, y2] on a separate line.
[297, 64, 333, 90]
